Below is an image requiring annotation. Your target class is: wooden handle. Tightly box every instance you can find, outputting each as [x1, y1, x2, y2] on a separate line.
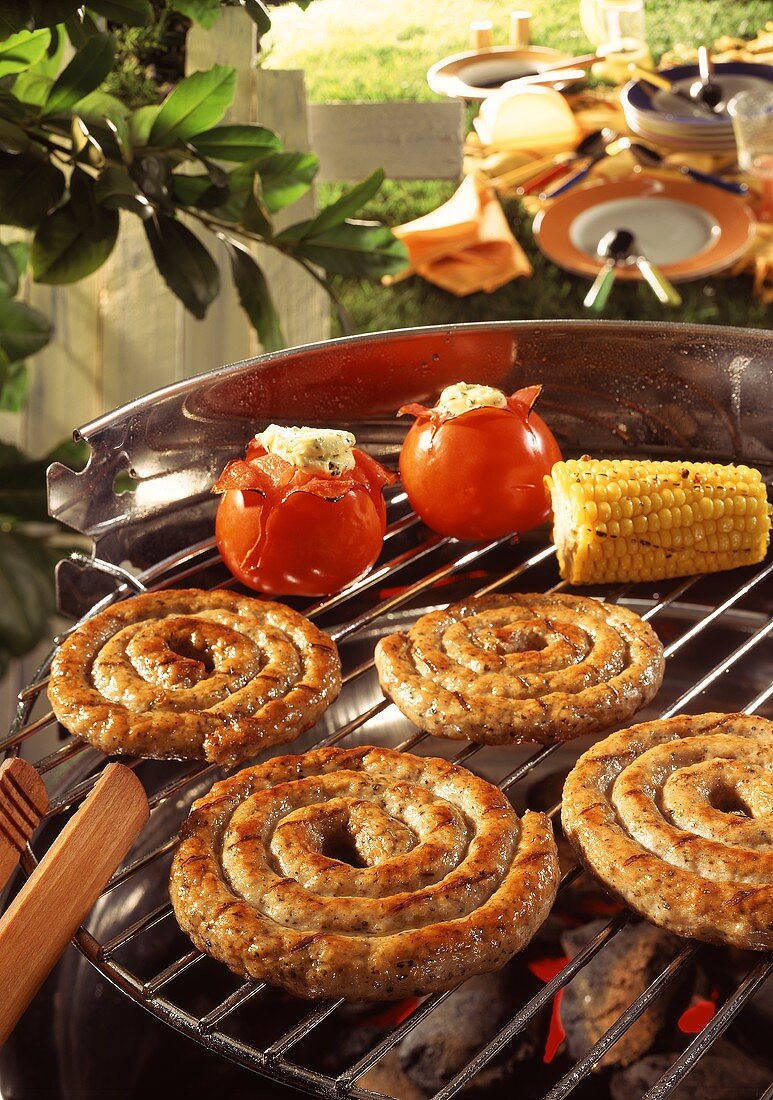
[0, 760, 49, 895]
[0, 763, 148, 1045]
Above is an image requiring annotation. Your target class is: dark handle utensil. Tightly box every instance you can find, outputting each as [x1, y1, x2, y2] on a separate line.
[541, 128, 617, 199]
[679, 165, 747, 194]
[623, 140, 748, 195]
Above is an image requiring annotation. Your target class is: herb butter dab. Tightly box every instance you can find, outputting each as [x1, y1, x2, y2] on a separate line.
[256, 424, 356, 476]
[434, 382, 508, 418]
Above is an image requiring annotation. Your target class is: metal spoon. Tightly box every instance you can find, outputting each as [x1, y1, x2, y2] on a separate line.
[618, 137, 748, 195]
[617, 230, 682, 307]
[689, 46, 724, 113]
[541, 128, 618, 199]
[627, 65, 716, 118]
[584, 229, 634, 311]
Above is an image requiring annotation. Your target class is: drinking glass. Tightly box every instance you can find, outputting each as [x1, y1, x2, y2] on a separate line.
[728, 88, 773, 223]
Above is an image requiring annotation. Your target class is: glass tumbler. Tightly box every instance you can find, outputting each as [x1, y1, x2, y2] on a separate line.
[728, 88, 773, 223]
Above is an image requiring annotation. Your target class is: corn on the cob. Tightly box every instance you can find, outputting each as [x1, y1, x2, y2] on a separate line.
[546, 457, 771, 584]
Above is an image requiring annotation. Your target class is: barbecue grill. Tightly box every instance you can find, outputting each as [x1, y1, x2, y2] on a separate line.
[1, 321, 771, 1100]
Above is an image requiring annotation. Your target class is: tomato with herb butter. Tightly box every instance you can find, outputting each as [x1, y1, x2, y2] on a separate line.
[399, 383, 562, 540]
[214, 426, 395, 596]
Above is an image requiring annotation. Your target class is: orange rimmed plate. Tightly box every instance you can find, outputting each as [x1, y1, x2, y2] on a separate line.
[533, 175, 755, 282]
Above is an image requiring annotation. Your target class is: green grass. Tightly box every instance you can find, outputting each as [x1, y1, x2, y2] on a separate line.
[265, 0, 773, 333]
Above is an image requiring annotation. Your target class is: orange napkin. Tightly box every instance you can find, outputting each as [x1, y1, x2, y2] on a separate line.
[384, 175, 532, 296]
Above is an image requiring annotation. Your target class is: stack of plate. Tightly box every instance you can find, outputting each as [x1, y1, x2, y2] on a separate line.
[621, 61, 773, 153]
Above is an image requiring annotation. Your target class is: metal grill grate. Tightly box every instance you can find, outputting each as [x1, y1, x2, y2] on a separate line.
[4, 488, 772, 1100]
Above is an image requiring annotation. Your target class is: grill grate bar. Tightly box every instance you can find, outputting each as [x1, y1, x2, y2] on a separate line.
[265, 999, 345, 1058]
[144, 949, 205, 996]
[501, 744, 561, 792]
[45, 759, 141, 819]
[36, 738, 90, 775]
[641, 575, 701, 620]
[643, 956, 773, 1100]
[0, 710, 56, 754]
[105, 834, 179, 893]
[429, 913, 631, 1100]
[660, 616, 773, 720]
[199, 981, 265, 1033]
[100, 901, 173, 957]
[336, 989, 458, 1089]
[745, 682, 773, 714]
[663, 560, 773, 658]
[18, 676, 49, 702]
[337, 865, 585, 1091]
[542, 943, 701, 1100]
[330, 536, 512, 644]
[148, 763, 218, 811]
[319, 699, 391, 748]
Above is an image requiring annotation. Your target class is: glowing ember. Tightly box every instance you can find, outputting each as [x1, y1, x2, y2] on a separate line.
[364, 997, 421, 1029]
[678, 993, 718, 1034]
[527, 955, 569, 1063]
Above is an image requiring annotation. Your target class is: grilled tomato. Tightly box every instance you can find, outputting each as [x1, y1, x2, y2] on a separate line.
[399, 382, 562, 540]
[214, 425, 395, 596]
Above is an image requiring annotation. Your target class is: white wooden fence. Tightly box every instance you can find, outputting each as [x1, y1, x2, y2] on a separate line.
[0, 8, 464, 726]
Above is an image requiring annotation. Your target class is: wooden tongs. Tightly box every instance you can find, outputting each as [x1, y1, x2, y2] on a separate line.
[0, 761, 148, 1045]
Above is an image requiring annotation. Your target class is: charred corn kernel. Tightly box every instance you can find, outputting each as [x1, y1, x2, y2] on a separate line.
[545, 458, 771, 584]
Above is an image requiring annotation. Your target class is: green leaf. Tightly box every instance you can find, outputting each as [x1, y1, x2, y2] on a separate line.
[302, 170, 385, 237]
[0, 28, 50, 76]
[33, 21, 66, 78]
[171, 0, 220, 28]
[290, 220, 409, 277]
[95, 165, 152, 217]
[127, 103, 159, 147]
[242, 177, 272, 237]
[144, 213, 219, 319]
[89, 0, 153, 25]
[12, 70, 53, 106]
[0, 118, 30, 152]
[43, 30, 115, 117]
[257, 151, 319, 213]
[224, 236, 283, 351]
[76, 89, 130, 123]
[69, 165, 121, 241]
[0, 242, 20, 295]
[31, 199, 118, 283]
[7, 241, 28, 276]
[170, 172, 227, 210]
[0, 88, 33, 121]
[200, 160, 256, 222]
[0, 358, 27, 410]
[190, 124, 280, 164]
[63, 11, 100, 49]
[0, 294, 52, 360]
[242, 0, 271, 35]
[0, 528, 59, 658]
[149, 64, 236, 146]
[0, 150, 65, 227]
